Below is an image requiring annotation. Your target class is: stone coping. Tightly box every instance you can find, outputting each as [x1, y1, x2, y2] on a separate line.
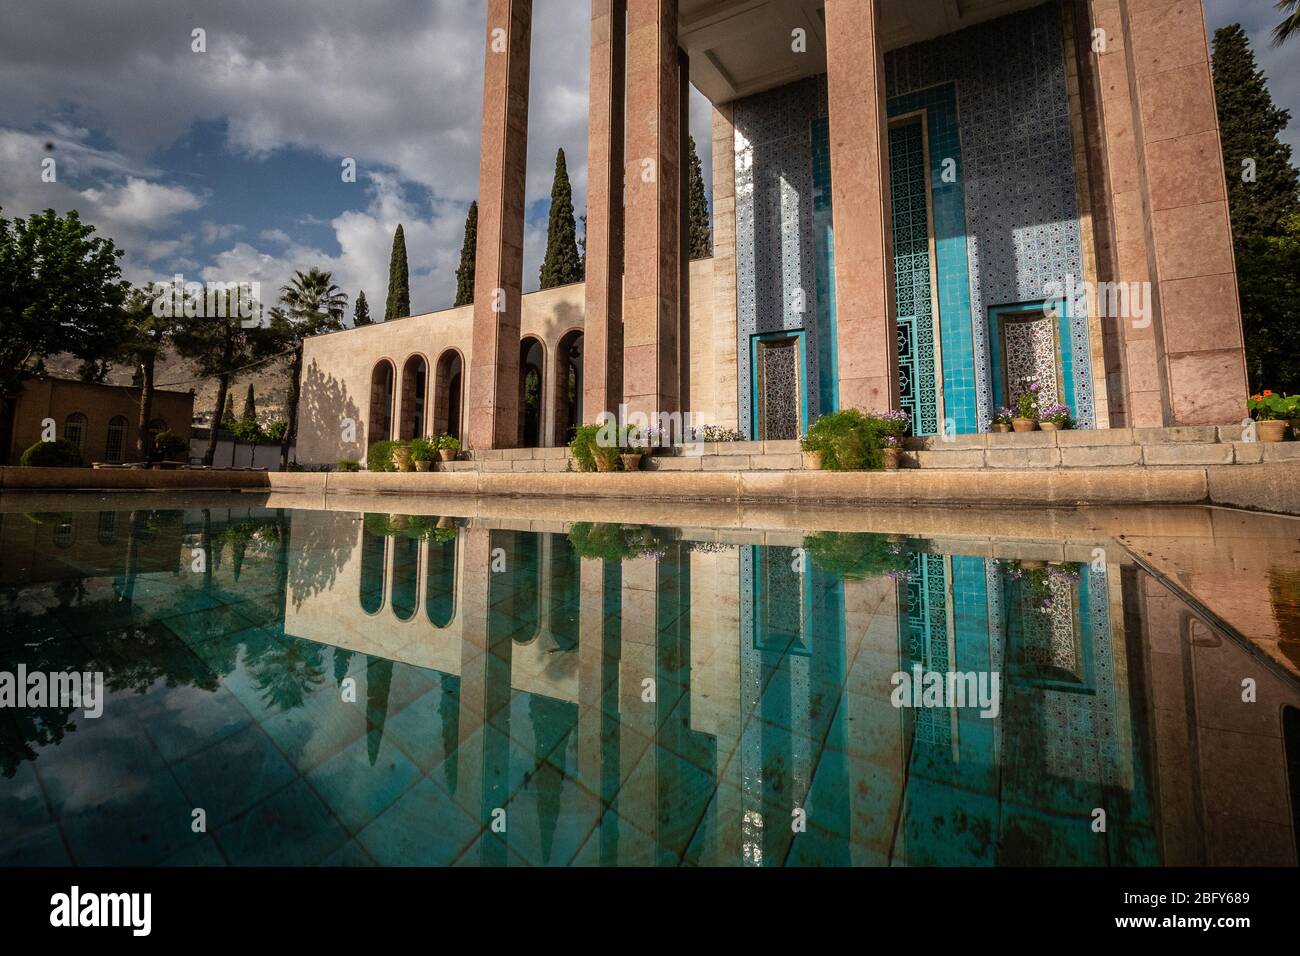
[264, 460, 1299, 516]
[0, 465, 272, 492]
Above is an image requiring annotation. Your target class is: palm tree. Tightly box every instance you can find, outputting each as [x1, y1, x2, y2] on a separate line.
[1276, 0, 1300, 44]
[275, 268, 347, 469]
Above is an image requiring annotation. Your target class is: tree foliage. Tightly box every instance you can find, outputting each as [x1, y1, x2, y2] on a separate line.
[384, 225, 410, 321]
[539, 149, 583, 289]
[0, 207, 128, 394]
[352, 289, 371, 326]
[687, 135, 712, 260]
[454, 202, 477, 307]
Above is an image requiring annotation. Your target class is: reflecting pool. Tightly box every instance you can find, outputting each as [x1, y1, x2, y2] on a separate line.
[1, 503, 1297, 866]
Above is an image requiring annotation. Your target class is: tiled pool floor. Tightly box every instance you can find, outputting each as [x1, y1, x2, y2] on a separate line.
[1, 504, 1297, 866]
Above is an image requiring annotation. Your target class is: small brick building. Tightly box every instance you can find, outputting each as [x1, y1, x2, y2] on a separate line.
[1, 376, 194, 465]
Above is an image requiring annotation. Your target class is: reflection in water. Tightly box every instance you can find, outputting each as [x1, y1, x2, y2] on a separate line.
[0, 506, 1297, 867]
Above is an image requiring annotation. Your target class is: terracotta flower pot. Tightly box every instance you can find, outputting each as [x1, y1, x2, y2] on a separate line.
[1039, 421, 1061, 432]
[391, 446, 413, 472]
[802, 451, 824, 470]
[1290, 418, 1300, 439]
[389, 514, 409, 532]
[414, 460, 432, 472]
[620, 453, 643, 472]
[436, 516, 454, 529]
[1257, 419, 1288, 443]
[882, 447, 901, 471]
[1012, 418, 1038, 433]
[595, 456, 616, 473]
[438, 448, 457, 462]
[991, 423, 1012, 433]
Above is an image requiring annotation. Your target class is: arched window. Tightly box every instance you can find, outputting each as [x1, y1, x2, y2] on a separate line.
[391, 534, 419, 622]
[368, 361, 395, 449]
[426, 526, 457, 628]
[433, 350, 463, 442]
[52, 516, 75, 549]
[97, 511, 118, 545]
[359, 516, 388, 615]
[63, 413, 88, 451]
[519, 337, 545, 448]
[105, 416, 128, 464]
[553, 330, 583, 446]
[399, 355, 428, 440]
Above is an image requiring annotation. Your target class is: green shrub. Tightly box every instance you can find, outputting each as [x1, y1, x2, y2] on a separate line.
[568, 522, 673, 562]
[568, 424, 602, 472]
[366, 439, 410, 472]
[336, 459, 361, 472]
[409, 437, 436, 463]
[800, 409, 884, 471]
[436, 433, 461, 452]
[153, 430, 188, 461]
[264, 420, 288, 442]
[803, 531, 910, 581]
[19, 439, 85, 468]
[231, 418, 264, 444]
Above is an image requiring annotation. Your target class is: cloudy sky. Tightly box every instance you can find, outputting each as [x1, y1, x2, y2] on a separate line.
[0, 1, 1292, 320]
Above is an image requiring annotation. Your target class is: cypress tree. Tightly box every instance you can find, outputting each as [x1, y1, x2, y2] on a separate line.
[687, 135, 712, 260]
[384, 224, 410, 321]
[455, 202, 478, 307]
[241, 382, 256, 423]
[539, 149, 583, 289]
[353, 289, 372, 326]
[222, 393, 236, 428]
[1212, 24, 1300, 241]
[1213, 24, 1300, 392]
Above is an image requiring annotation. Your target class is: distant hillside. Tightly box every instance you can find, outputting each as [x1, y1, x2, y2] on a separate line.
[42, 353, 291, 425]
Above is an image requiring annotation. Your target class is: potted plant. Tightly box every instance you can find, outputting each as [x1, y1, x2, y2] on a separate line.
[1038, 402, 1074, 432]
[391, 443, 414, 472]
[410, 437, 436, 472]
[1012, 381, 1041, 432]
[1285, 394, 1300, 440]
[619, 425, 651, 472]
[989, 408, 1014, 433]
[1249, 392, 1291, 443]
[799, 433, 823, 470]
[881, 435, 902, 470]
[436, 433, 461, 462]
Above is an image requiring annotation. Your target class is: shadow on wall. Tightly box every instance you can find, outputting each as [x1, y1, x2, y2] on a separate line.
[299, 359, 362, 465]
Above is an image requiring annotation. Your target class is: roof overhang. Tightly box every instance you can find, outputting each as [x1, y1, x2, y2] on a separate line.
[680, 0, 1048, 104]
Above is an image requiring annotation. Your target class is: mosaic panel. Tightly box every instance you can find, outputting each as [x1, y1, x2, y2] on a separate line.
[731, 3, 1095, 433]
[1001, 312, 1061, 406]
[890, 120, 938, 436]
[756, 336, 802, 440]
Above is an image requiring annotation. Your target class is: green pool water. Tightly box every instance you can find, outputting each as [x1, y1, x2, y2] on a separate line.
[1, 503, 1296, 866]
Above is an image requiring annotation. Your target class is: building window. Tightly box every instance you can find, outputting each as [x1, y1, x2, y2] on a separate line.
[63, 413, 88, 451]
[97, 511, 118, 545]
[105, 416, 127, 464]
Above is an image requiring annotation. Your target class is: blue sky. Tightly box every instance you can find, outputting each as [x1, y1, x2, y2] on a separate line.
[0, 1, 1292, 321]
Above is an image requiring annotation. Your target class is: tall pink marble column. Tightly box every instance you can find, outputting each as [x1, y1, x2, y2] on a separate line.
[583, 0, 626, 424]
[623, 0, 682, 430]
[824, 0, 899, 415]
[469, 0, 532, 450]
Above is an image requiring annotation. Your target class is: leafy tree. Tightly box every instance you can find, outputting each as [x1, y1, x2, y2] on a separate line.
[77, 359, 111, 383]
[1275, 0, 1300, 44]
[539, 149, 583, 289]
[273, 267, 347, 468]
[173, 290, 280, 466]
[1212, 25, 1300, 392]
[222, 394, 237, 428]
[353, 289, 372, 326]
[454, 202, 477, 307]
[384, 224, 410, 321]
[1212, 25, 1300, 240]
[687, 135, 712, 260]
[241, 382, 257, 423]
[118, 285, 184, 461]
[0, 207, 128, 410]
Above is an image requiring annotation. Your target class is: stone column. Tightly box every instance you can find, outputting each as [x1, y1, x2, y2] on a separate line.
[1123, 0, 1248, 424]
[710, 103, 740, 431]
[1088, 0, 1248, 425]
[824, 0, 899, 414]
[583, 0, 626, 425]
[623, 0, 682, 432]
[678, 48, 692, 417]
[469, 0, 532, 450]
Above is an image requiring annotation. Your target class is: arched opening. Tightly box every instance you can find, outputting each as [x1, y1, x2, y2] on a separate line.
[518, 336, 544, 448]
[104, 416, 127, 464]
[433, 350, 464, 442]
[359, 517, 388, 615]
[63, 413, 87, 452]
[553, 330, 583, 446]
[367, 360, 395, 448]
[425, 529, 457, 628]
[398, 355, 428, 440]
[392, 534, 420, 622]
